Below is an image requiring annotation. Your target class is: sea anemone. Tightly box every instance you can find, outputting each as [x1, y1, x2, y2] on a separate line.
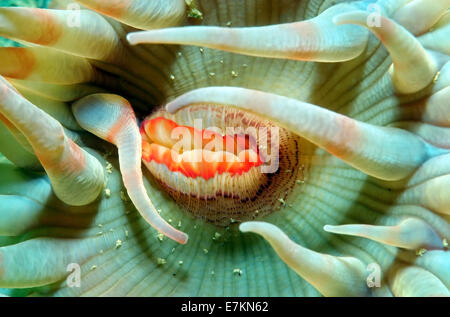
[0, 0, 449, 297]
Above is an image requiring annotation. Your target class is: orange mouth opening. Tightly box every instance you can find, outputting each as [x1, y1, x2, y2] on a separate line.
[141, 117, 263, 180]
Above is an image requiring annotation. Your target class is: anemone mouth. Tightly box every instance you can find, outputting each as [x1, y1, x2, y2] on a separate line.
[140, 104, 312, 226]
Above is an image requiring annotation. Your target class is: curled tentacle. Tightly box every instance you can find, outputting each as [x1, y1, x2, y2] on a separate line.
[72, 94, 188, 244]
[0, 77, 104, 206]
[324, 218, 444, 250]
[166, 87, 442, 181]
[393, 0, 450, 36]
[334, 10, 438, 94]
[240, 222, 371, 297]
[75, 0, 186, 30]
[127, 3, 369, 63]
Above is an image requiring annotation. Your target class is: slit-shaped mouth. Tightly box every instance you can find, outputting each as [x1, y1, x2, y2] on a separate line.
[139, 104, 308, 226]
[140, 116, 263, 180]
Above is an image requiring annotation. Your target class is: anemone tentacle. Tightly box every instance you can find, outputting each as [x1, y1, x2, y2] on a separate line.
[388, 263, 450, 296]
[75, 0, 186, 30]
[72, 94, 188, 244]
[324, 218, 444, 250]
[0, 76, 104, 206]
[0, 46, 97, 84]
[393, 0, 450, 36]
[0, 7, 122, 61]
[127, 3, 370, 63]
[0, 117, 41, 170]
[334, 10, 439, 94]
[240, 222, 371, 297]
[166, 86, 445, 181]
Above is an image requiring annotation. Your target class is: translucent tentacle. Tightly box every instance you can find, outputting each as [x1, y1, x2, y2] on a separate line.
[166, 87, 440, 181]
[75, 0, 186, 30]
[0, 77, 104, 206]
[0, 237, 110, 288]
[8, 79, 107, 102]
[0, 7, 121, 61]
[394, 0, 450, 35]
[418, 13, 450, 55]
[388, 263, 449, 296]
[409, 250, 450, 288]
[334, 11, 438, 94]
[0, 118, 41, 170]
[324, 218, 443, 250]
[72, 94, 188, 244]
[127, 4, 369, 63]
[399, 174, 450, 215]
[19, 89, 82, 131]
[240, 222, 371, 297]
[0, 47, 96, 84]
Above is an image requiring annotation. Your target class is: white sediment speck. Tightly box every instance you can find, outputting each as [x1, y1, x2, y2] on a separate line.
[157, 258, 167, 265]
[105, 162, 113, 174]
[233, 268, 243, 276]
[157, 233, 165, 242]
[416, 248, 427, 256]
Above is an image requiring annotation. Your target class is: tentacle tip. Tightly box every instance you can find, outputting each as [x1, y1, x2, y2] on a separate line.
[126, 32, 140, 46]
[239, 222, 250, 233]
[176, 233, 189, 245]
[239, 222, 257, 233]
[323, 225, 333, 232]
